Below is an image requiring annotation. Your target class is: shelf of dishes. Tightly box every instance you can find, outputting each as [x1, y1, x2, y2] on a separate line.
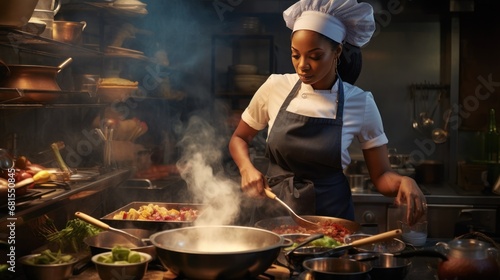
[0, 27, 150, 62]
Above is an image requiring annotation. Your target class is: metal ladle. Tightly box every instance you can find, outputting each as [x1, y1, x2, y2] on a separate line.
[264, 188, 320, 230]
[75, 211, 147, 246]
[432, 111, 451, 144]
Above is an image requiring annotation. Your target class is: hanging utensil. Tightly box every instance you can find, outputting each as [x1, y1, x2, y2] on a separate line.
[411, 86, 421, 132]
[423, 90, 441, 128]
[264, 188, 320, 230]
[75, 211, 147, 246]
[432, 110, 451, 144]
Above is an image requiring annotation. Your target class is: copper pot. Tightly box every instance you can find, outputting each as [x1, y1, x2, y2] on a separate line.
[52, 21, 87, 44]
[0, 58, 72, 102]
[436, 239, 500, 280]
[0, 0, 39, 27]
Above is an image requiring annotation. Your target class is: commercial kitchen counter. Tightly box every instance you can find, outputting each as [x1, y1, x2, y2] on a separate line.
[0, 168, 132, 227]
[0, 168, 132, 268]
[352, 182, 500, 205]
[67, 240, 448, 280]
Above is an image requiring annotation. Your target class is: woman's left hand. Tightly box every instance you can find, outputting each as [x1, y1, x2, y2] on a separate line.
[394, 176, 427, 225]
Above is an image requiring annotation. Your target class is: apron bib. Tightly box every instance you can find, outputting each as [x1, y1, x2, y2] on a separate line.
[264, 77, 354, 220]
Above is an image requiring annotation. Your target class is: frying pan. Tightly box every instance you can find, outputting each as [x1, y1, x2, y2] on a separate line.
[255, 215, 360, 233]
[150, 225, 290, 279]
[83, 228, 156, 260]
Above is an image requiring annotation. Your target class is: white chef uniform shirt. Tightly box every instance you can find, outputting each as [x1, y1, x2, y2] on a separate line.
[241, 73, 388, 169]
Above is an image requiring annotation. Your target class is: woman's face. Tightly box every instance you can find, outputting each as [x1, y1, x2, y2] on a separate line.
[291, 30, 342, 90]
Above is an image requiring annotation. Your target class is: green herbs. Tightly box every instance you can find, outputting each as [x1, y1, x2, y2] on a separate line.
[26, 250, 75, 265]
[96, 246, 143, 264]
[309, 236, 343, 248]
[284, 236, 343, 251]
[37, 216, 102, 253]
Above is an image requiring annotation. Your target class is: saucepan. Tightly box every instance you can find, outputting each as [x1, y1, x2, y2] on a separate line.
[84, 228, 156, 260]
[342, 249, 448, 280]
[52, 21, 87, 44]
[0, 57, 72, 102]
[284, 230, 402, 273]
[150, 225, 292, 279]
[302, 257, 372, 280]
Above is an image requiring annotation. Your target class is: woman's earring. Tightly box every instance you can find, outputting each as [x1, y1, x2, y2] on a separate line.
[337, 57, 341, 65]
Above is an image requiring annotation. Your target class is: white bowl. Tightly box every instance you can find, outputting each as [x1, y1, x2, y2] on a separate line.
[233, 74, 268, 93]
[233, 64, 258, 75]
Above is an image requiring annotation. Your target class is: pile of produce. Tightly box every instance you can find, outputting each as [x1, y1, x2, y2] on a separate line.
[24, 249, 75, 265]
[95, 246, 145, 264]
[112, 203, 199, 221]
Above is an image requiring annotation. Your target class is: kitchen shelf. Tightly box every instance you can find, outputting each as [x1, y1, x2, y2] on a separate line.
[0, 88, 105, 107]
[211, 33, 276, 109]
[0, 28, 101, 58]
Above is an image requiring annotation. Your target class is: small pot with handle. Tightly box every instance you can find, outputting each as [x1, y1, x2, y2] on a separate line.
[0, 57, 72, 102]
[436, 239, 499, 280]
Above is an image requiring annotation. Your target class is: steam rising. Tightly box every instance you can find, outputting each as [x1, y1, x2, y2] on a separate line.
[177, 114, 241, 226]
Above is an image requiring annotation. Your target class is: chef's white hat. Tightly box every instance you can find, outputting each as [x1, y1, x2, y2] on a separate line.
[283, 0, 375, 47]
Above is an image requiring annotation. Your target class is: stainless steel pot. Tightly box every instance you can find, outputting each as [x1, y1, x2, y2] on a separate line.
[150, 225, 288, 279]
[344, 253, 411, 280]
[83, 228, 156, 259]
[302, 257, 372, 280]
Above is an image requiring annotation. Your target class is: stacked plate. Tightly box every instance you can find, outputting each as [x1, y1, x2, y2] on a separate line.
[232, 64, 267, 94]
[112, 0, 147, 14]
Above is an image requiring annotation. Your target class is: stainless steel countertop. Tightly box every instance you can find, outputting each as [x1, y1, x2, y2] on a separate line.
[352, 183, 500, 205]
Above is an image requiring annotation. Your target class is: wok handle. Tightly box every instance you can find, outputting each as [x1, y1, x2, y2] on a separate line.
[350, 229, 402, 247]
[75, 211, 110, 230]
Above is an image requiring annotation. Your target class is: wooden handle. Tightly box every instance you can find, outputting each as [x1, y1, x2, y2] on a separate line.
[350, 229, 402, 247]
[75, 211, 110, 230]
[264, 187, 276, 199]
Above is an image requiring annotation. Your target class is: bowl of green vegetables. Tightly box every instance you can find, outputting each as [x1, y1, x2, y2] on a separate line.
[278, 234, 346, 272]
[91, 246, 152, 280]
[19, 250, 78, 280]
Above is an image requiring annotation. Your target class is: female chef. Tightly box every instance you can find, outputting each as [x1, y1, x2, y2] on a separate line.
[229, 0, 427, 225]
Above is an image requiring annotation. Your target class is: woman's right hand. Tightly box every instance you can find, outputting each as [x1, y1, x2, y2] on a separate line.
[240, 165, 268, 198]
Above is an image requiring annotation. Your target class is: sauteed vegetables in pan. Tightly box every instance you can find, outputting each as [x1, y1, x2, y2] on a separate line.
[112, 203, 199, 221]
[271, 221, 352, 243]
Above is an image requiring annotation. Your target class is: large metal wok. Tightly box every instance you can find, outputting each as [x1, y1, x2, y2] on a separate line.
[149, 225, 289, 279]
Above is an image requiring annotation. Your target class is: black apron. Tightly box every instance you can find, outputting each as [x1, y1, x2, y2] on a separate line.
[264, 76, 354, 220]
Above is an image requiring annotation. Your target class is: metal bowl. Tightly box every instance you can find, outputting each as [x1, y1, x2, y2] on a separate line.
[84, 228, 156, 259]
[91, 251, 151, 280]
[302, 257, 372, 280]
[19, 253, 78, 280]
[344, 233, 406, 253]
[369, 253, 412, 280]
[150, 225, 286, 279]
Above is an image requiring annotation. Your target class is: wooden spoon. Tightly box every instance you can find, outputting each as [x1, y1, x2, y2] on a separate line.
[75, 211, 146, 246]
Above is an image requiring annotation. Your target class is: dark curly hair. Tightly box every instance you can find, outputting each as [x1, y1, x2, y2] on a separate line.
[317, 33, 362, 84]
[337, 42, 362, 85]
